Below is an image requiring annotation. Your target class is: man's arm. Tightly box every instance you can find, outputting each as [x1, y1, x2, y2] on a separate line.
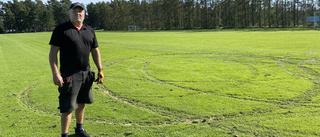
[49, 45, 64, 87]
[91, 48, 104, 83]
[91, 48, 102, 69]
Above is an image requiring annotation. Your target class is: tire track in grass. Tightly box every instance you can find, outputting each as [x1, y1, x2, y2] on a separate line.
[134, 53, 290, 106]
[97, 83, 279, 127]
[277, 49, 320, 104]
[18, 79, 61, 117]
[106, 53, 279, 98]
[277, 49, 320, 82]
[18, 81, 314, 137]
[18, 51, 316, 132]
[19, 81, 218, 126]
[134, 53, 315, 108]
[20, 85, 311, 136]
[19, 77, 208, 125]
[101, 53, 264, 124]
[14, 54, 313, 137]
[96, 85, 208, 124]
[2, 34, 59, 115]
[278, 58, 315, 82]
[96, 86, 255, 126]
[140, 58, 255, 93]
[100, 53, 285, 124]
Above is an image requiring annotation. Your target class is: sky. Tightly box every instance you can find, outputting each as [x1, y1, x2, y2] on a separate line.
[0, 0, 111, 5]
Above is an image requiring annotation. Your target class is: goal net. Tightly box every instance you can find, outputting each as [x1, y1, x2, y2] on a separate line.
[313, 12, 320, 30]
[307, 12, 320, 29]
[128, 25, 139, 31]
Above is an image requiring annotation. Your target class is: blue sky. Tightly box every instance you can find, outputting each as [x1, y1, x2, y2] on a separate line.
[0, 0, 111, 5]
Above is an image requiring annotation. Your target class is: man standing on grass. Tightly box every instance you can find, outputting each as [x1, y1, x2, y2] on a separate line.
[49, 2, 104, 137]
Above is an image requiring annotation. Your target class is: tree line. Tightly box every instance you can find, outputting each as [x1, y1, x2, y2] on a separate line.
[0, 0, 71, 33]
[0, 0, 319, 33]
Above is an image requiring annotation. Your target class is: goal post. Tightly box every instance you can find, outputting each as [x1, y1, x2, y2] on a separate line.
[307, 12, 320, 30]
[314, 12, 320, 30]
[128, 25, 139, 32]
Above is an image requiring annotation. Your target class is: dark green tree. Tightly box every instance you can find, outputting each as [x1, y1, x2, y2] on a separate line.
[48, 0, 71, 26]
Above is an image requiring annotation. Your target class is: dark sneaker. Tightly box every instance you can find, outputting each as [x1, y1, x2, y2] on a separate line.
[75, 128, 91, 137]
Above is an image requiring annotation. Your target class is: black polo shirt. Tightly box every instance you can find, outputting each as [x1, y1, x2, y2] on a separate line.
[49, 21, 98, 77]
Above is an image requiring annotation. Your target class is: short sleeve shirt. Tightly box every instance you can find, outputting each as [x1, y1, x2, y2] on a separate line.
[49, 21, 98, 76]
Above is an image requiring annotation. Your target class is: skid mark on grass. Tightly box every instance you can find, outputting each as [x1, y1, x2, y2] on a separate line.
[18, 78, 309, 128]
[19, 51, 319, 130]
[97, 88, 226, 126]
[104, 52, 290, 98]
[98, 83, 278, 127]
[97, 52, 301, 125]
[107, 51, 320, 105]
[277, 49, 320, 105]
[279, 58, 319, 82]
[18, 80, 60, 117]
[95, 85, 279, 127]
[18, 51, 316, 129]
[298, 59, 320, 81]
[126, 53, 297, 104]
[96, 85, 206, 124]
[140, 59, 261, 94]
[17, 76, 218, 126]
[278, 48, 320, 82]
[98, 86, 154, 113]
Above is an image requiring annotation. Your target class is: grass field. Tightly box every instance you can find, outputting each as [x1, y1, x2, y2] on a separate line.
[1, 29, 320, 136]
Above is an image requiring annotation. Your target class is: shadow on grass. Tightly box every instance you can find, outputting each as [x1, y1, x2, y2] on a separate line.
[67, 134, 78, 137]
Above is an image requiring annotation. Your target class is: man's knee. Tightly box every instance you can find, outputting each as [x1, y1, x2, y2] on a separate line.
[61, 112, 72, 117]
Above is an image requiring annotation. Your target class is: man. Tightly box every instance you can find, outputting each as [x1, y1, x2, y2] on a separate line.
[49, 2, 104, 137]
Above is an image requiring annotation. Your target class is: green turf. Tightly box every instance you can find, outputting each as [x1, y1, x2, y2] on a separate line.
[1, 29, 320, 136]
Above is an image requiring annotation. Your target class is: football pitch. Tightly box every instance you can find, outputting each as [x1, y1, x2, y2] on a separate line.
[1, 29, 320, 136]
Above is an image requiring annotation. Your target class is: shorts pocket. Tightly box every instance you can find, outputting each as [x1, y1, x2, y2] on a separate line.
[89, 71, 95, 83]
[58, 76, 73, 94]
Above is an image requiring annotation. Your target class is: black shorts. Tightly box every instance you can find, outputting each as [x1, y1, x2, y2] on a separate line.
[58, 70, 95, 113]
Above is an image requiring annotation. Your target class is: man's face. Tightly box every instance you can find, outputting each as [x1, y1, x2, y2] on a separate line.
[69, 6, 85, 23]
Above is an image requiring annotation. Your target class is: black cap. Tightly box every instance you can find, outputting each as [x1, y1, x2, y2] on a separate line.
[69, 2, 85, 10]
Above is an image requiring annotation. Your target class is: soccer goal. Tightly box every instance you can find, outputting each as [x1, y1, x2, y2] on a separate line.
[312, 12, 320, 30]
[128, 25, 139, 32]
[306, 12, 320, 30]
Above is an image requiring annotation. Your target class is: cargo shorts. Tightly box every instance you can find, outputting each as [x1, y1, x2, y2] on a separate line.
[58, 70, 95, 113]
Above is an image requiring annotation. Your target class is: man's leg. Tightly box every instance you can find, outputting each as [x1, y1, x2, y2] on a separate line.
[76, 103, 85, 124]
[61, 112, 72, 134]
[75, 103, 90, 137]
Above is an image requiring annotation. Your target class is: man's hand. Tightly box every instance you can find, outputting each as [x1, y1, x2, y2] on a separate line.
[53, 75, 64, 87]
[49, 45, 63, 87]
[96, 70, 104, 84]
